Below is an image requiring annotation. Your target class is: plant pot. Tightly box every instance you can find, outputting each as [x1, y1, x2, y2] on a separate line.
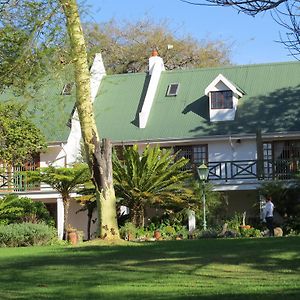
[154, 230, 161, 240]
[67, 230, 78, 245]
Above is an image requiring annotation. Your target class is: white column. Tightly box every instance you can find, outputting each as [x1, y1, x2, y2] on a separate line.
[57, 197, 64, 240]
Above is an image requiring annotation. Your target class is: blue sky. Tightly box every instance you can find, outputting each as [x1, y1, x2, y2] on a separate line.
[84, 0, 295, 65]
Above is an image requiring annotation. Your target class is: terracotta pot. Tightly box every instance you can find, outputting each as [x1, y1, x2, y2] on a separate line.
[67, 231, 78, 245]
[154, 230, 161, 240]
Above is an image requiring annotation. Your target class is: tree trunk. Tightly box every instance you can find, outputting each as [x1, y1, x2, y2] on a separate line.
[63, 195, 70, 240]
[60, 0, 120, 240]
[131, 201, 145, 228]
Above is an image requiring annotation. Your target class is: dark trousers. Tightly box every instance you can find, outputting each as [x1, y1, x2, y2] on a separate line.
[266, 217, 274, 236]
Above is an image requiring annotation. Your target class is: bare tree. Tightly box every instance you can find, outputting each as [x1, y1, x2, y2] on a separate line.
[180, 0, 300, 58]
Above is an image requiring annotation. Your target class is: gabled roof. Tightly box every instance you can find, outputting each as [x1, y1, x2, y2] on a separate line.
[94, 61, 300, 142]
[204, 73, 245, 97]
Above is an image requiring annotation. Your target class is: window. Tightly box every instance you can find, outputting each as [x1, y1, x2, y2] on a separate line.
[166, 83, 179, 96]
[174, 145, 208, 170]
[210, 90, 233, 109]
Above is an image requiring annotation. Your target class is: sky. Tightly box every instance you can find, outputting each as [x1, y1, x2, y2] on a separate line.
[83, 0, 296, 65]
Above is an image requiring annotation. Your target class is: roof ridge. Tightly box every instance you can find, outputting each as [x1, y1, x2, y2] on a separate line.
[162, 60, 299, 74]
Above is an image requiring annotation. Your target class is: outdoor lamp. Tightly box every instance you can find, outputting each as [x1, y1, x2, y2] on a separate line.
[197, 163, 209, 181]
[197, 163, 209, 230]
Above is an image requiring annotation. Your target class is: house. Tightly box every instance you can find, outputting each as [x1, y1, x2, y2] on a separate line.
[1, 51, 300, 238]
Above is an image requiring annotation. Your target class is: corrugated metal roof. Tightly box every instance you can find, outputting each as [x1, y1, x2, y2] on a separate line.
[0, 70, 74, 143]
[94, 61, 300, 142]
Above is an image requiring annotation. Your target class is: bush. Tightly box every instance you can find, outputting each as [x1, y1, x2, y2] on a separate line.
[119, 222, 137, 240]
[0, 222, 58, 247]
[239, 226, 262, 238]
[0, 195, 54, 226]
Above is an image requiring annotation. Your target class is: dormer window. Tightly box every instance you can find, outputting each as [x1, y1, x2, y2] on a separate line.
[211, 90, 233, 109]
[166, 83, 179, 96]
[205, 74, 245, 122]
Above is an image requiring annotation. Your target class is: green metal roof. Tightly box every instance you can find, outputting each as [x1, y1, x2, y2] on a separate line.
[94, 61, 300, 142]
[2, 61, 299, 144]
[0, 69, 75, 143]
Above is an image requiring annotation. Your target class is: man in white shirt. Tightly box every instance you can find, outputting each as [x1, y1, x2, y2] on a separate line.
[263, 196, 274, 237]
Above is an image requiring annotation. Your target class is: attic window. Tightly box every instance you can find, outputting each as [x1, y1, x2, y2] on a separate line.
[61, 82, 74, 95]
[166, 83, 179, 96]
[210, 90, 233, 109]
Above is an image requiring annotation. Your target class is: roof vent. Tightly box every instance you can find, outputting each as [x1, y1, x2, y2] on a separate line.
[166, 83, 179, 96]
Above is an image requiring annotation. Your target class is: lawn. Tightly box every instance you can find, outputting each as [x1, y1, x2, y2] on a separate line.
[0, 237, 300, 300]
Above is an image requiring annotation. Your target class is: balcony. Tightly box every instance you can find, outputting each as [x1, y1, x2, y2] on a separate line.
[207, 159, 299, 182]
[0, 171, 40, 193]
[0, 158, 299, 193]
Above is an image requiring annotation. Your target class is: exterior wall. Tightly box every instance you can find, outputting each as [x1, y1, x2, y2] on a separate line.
[223, 190, 259, 218]
[208, 139, 257, 162]
[68, 200, 98, 240]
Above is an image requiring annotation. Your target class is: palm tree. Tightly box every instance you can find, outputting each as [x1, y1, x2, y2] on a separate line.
[113, 145, 193, 227]
[27, 164, 90, 238]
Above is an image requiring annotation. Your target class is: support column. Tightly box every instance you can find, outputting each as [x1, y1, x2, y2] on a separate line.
[57, 197, 64, 240]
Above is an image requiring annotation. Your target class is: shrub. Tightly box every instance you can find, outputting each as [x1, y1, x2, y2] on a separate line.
[0, 222, 58, 247]
[239, 226, 262, 238]
[119, 222, 137, 240]
[0, 195, 54, 226]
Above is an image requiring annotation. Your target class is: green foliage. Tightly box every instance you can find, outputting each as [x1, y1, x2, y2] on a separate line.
[119, 222, 137, 240]
[239, 227, 262, 238]
[27, 164, 90, 196]
[113, 145, 193, 226]
[0, 222, 57, 247]
[259, 180, 300, 233]
[226, 212, 244, 232]
[192, 180, 226, 227]
[0, 195, 23, 225]
[0, 1, 67, 92]
[27, 164, 91, 237]
[0, 103, 46, 165]
[0, 194, 54, 226]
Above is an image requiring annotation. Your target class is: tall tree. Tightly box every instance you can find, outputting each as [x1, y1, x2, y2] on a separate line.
[1, 0, 121, 239]
[180, 0, 300, 58]
[85, 19, 231, 74]
[59, 0, 120, 239]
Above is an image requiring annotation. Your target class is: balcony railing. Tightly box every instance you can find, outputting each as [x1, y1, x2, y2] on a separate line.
[0, 171, 39, 192]
[0, 158, 299, 192]
[207, 159, 299, 182]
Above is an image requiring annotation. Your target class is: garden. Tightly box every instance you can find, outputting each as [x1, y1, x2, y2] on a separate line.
[1, 145, 300, 247]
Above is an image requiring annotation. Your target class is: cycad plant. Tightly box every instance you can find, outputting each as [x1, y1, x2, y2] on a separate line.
[27, 164, 90, 238]
[113, 145, 193, 227]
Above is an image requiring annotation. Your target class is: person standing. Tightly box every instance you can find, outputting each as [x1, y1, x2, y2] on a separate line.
[263, 195, 275, 237]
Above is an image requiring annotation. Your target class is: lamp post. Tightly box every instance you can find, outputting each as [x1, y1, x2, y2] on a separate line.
[197, 163, 209, 231]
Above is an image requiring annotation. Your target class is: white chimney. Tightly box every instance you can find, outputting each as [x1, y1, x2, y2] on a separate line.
[139, 50, 165, 128]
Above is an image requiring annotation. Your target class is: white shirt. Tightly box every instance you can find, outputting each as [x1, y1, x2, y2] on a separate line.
[264, 201, 274, 219]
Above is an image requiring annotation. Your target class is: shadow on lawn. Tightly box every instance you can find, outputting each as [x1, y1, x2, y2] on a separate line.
[0, 237, 300, 299]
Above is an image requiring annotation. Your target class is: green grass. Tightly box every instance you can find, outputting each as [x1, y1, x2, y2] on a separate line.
[0, 237, 300, 299]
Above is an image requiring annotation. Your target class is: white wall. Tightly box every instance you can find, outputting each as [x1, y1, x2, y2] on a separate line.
[208, 139, 257, 162]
